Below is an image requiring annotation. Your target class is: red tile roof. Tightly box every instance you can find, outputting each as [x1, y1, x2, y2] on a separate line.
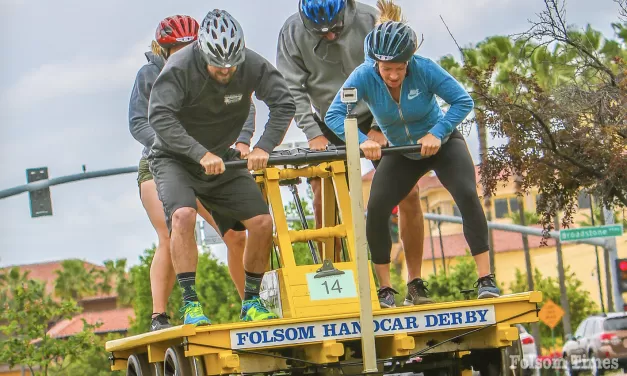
[1, 260, 119, 301]
[421, 228, 556, 260]
[47, 307, 135, 338]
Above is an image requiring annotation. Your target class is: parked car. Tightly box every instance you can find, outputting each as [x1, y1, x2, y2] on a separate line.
[516, 324, 541, 376]
[562, 312, 627, 375]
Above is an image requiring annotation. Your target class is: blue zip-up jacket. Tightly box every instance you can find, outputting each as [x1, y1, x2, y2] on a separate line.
[324, 54, 473, 157]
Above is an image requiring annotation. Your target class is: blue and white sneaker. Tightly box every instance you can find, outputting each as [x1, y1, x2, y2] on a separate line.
[475, 274, 501, 299]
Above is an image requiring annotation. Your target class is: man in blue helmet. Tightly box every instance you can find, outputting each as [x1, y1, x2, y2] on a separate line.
[276, 0, 429, 309]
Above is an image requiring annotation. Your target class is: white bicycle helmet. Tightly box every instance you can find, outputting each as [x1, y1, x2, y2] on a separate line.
[198, 9, 246, 68]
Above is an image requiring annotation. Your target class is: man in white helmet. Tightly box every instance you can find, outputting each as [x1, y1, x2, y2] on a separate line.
[148, 9, 296, 325]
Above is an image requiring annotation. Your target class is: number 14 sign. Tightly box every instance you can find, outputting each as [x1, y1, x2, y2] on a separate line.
[306, 270, 358, 301]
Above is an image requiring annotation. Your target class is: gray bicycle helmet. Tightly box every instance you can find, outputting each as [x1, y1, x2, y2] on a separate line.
[198, 9, 245, 68]
[365, 21, 417, 63]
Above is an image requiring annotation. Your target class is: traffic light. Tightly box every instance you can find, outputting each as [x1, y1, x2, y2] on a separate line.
[26, 167, 53, 217]
[616, 259, 627, 293]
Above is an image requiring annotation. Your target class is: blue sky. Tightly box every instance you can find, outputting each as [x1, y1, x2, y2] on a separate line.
[0, 0, 621, 267]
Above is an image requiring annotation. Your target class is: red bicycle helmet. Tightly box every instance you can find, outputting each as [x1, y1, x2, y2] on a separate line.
[155, 15, 199, 49]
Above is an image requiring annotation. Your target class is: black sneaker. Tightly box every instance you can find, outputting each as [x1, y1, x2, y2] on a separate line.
[475, 274, 501, 299]
[150, 312, 173, 332]
[403, 278, 434, 306]
[378, 287, 398, 308]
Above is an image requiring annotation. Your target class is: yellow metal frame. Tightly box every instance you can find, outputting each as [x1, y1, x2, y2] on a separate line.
[259, 160, 379, 319]
[106, 161, 543, 375]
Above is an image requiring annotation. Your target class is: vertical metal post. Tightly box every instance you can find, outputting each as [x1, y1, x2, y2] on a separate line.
[589, 195, 605, 313]
[437, 221, 446, 275]
[423, 197, 437, 276]
[554, 214, 572, 336]
[604, 206, 625, 313]
[344, 113, 378, 373]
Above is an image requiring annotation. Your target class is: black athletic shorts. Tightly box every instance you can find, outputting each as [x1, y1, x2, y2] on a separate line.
[308, 114, 380, 184]
[149, 152, 268, 236]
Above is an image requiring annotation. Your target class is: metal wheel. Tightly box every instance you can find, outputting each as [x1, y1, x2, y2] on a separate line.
[163, 346, 192, 376]
[127, 353, 152, 376]
[153, 362, 165, 376]
[191, 356, 206, 376]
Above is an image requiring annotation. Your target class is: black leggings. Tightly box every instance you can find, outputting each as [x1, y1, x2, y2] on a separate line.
[366, 130, 489, 264]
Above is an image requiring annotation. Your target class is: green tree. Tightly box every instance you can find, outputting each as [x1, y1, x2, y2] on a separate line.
[0, 268, 101, 376]
[509, 266, 598, 349]
[508, 210, 540, 225]
[97, 259, 133, 307]
[49, 333, 124, 376]
[129, 246, 241, 334]
[54, 259, 97, 301]
[467, 0, 627, 234]
[424, 252, 483, 302]
[128, 246, 182, 335]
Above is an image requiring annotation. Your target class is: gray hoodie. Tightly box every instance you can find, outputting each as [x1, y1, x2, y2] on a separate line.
[276, 0, 378, 141]
[148, 43, 295, 163]
[129, 51, 257, 159]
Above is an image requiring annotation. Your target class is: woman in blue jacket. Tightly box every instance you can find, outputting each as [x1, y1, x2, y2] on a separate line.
[325, 20, 500, 305]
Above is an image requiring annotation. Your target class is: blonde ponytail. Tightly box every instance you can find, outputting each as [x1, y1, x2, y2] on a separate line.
[151, 40, 164, 57]
[376, 0, 405, 25]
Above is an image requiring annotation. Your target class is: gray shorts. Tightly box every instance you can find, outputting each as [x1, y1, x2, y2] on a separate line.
[149, 156, 268, 235]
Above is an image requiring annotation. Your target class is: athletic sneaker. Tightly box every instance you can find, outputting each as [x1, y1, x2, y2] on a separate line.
[180, 301, 211, 326]
[241, 298, 279, 321]
[475, 274, 501, 299]
[403, 278, 434, 305]
[378, 287, 398, 308]
[150, 312, 172, 332]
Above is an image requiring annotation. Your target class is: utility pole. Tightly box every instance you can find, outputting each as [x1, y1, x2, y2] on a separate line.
[555, 213, 572, 336]
[589, 195, 605, 313]
[517, 195, 541, 353]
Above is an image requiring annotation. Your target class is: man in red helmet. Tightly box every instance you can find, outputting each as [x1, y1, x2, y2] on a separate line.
[129, 14, 257, 331]
[148, 9, 295, 325]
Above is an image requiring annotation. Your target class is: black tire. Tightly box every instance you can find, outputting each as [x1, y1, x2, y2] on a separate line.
[163, 346, 192, 376]
[127, 353, 151, 376]
[472, 348, 502, 376]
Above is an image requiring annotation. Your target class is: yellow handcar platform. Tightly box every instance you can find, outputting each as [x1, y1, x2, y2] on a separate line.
[107, 154, 542, 376]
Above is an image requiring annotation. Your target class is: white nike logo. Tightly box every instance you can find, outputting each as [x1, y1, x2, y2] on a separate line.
[408, 89, 420, 100]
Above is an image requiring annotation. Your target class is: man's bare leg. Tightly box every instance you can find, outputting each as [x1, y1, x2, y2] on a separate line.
[310, 177, 341, 261]
[223, 230, 246, 299]
[140, 179, 176, 328]
[239, 214, 278, 321]
[196, 201, 246, 299]
[170, 206, 211, 325]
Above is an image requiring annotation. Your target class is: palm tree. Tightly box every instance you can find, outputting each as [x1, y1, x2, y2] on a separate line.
[54, 260, 96, 301]
[97, 259, 133, 307]
[439, 35, 522, 274]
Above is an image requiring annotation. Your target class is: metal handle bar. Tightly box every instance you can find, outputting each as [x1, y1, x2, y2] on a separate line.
[223, 144, 422, 168]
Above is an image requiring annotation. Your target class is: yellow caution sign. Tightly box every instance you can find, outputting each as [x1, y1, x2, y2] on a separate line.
[538, 299, 564, 329]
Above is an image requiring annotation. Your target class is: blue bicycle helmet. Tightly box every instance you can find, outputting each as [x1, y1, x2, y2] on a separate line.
[299, 0, 347, 34]
[365, 21, 417, 63]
